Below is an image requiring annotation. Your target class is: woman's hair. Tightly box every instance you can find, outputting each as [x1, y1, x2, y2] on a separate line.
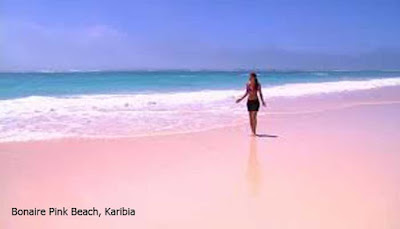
[250, 72, 260, 89]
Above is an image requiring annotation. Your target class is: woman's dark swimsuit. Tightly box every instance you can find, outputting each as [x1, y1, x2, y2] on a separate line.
[247, 99, 260, 111]
[246, 82, 260, 111]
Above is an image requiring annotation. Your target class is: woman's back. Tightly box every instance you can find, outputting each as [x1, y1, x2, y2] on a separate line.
[247, 82, 260, 100]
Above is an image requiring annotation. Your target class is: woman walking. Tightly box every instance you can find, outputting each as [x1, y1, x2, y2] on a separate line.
[236, 72, 266, 136]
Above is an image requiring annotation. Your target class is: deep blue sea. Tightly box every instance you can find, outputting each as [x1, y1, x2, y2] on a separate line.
[1, 70, 400, 99]
[1, 70, 400, 142]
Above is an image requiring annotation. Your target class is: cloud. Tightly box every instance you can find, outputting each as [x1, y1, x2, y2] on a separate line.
[1, 20, 400, 71]
[0, 21, 138, 70]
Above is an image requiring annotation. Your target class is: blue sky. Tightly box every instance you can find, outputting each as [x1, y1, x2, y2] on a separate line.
[1, 0, 400, 71]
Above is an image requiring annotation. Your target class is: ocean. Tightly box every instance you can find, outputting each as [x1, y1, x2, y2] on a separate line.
[1, 70, 400, 142]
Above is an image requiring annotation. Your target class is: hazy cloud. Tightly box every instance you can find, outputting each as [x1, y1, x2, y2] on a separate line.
[1, 20, 400, 71]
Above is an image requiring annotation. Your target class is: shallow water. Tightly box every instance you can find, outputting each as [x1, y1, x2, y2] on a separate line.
[1, 71, 400, 142]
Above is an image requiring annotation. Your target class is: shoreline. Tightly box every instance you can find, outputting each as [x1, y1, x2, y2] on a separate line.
[1, 85, 400, 145]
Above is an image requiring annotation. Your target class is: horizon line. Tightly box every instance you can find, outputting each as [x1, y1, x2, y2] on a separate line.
[1, 68, 400, 74]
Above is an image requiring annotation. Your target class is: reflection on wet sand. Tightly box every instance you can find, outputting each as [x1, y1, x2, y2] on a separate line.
[246, 137, 261, 197]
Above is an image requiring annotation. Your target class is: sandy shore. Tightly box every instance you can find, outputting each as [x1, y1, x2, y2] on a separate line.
[1, 86, 400, 229]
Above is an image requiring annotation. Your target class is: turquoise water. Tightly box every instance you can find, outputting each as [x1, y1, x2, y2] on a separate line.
[1, 70, 400, 142]
[1, 70, 399, 99]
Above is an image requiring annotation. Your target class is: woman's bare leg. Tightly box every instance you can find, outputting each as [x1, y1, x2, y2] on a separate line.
[252, 112, 256, 135]
[249, 112, 254, 135]
[251, 111, 257, 135]
[250, 111, 256, 136]
[253, 111, 258, 135]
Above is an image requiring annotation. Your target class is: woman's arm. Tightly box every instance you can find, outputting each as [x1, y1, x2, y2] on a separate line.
[236, 85, 248, 103]
[259, 84, 266, 106]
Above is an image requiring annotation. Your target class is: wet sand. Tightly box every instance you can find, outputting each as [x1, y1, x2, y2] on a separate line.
[1, 86, 400, 229]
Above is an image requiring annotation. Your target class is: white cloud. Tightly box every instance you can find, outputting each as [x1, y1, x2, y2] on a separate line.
[0, 20, 139, 71]
[1, 20, 400, 71]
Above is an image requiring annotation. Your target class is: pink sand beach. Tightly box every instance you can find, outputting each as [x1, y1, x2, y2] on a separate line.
[1, 86, 400, 229]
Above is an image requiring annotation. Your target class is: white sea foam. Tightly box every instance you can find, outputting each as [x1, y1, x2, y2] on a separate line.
[264, 77, 400, 97]
[1, 77, 399, 142]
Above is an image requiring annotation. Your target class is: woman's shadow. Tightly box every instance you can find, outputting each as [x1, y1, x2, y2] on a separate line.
[256, 134, 278, 138]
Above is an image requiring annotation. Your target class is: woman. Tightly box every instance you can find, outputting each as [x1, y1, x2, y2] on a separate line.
[236, 72, 266, 136]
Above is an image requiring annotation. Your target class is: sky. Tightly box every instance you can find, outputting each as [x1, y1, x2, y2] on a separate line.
[1, 0, 400, 71]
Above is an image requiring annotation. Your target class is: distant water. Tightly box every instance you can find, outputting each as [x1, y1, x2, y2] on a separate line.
[1, 70, 400, 142]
